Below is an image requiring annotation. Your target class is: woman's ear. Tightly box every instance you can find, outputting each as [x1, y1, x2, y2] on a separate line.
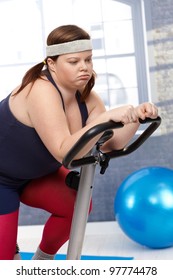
[47, 58, 56, 72]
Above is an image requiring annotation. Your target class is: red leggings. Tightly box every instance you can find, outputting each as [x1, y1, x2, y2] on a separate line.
[0, 166, 88, 260]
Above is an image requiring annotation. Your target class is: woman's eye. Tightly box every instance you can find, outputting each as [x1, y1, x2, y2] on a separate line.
[69, 61, 77, 64]
[86, 58, 92, 63]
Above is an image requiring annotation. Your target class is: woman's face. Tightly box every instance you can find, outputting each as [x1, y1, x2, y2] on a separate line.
[50, 50, 93, 90]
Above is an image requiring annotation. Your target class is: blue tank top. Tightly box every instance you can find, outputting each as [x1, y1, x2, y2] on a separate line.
[0, 71, 88, 186]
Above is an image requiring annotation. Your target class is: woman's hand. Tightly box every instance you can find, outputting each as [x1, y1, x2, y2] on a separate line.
[106, 102, 158, 125]
[101, 102, 159, 151]
[135, 102, 158, 121]
[106, 105, 138, 124]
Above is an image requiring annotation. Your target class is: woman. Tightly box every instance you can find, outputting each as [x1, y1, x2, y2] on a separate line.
[0, 25, 158, 260]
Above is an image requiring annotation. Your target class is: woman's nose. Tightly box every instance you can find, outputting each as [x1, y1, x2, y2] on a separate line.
[80, 61, 87, 70]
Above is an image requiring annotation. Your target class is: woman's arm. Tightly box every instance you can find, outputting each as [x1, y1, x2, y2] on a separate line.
[85, 92, 158, 152]
[27, 82, 158, 162]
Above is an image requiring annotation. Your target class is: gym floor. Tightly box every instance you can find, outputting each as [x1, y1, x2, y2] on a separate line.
[18, 221, 173, 260]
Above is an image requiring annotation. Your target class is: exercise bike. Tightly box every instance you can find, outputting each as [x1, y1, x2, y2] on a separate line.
[63, 117, 161, 260]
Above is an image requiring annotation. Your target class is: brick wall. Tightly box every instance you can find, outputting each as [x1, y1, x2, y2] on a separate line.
[149, 0, 173, 133]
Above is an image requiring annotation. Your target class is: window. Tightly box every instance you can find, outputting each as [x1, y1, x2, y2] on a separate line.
[0, 0, 149, 109]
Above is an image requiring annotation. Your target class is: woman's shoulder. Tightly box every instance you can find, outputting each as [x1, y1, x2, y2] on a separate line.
[85, 89, 106, 121]
[32, 75, 51, 89]
[86, 89, 105, 108]
[28, 76, 59, 99]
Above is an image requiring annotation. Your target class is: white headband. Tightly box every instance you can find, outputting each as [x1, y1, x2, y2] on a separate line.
[46, 39, 92, 57]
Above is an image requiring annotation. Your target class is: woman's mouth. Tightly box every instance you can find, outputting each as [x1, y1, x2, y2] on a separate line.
[78, 74, 90, 80]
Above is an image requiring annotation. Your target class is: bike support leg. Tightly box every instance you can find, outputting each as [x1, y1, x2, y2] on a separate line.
[66, 162, 96, 260]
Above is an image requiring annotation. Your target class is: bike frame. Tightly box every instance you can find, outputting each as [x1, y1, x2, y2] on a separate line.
[63, 117, 161, 260]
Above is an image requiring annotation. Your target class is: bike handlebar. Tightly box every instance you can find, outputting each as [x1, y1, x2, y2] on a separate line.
[62, 116, 161, 169]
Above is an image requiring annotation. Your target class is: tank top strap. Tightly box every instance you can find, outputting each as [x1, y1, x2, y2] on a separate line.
[45, 70, 65, 111]
[75, 91, 88, 127]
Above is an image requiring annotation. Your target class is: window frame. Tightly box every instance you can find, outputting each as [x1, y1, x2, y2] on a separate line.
[117, 0, 151, 104]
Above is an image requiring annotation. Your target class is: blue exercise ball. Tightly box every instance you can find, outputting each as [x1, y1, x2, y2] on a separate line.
[114, 166, 173, 249]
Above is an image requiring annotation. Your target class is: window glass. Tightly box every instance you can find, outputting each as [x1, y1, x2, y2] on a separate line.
[101, 0, 132, 21]
[103, 21, 134, 55]
[0, 0, 146, 108]
[0, 65, 31, 99]
[0, 0, 43, 65]
[94, 56, 138, 108]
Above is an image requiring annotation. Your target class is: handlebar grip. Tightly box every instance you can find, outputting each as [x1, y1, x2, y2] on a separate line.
[139, 116, 161, 124]
[107, 116, 161, 158]
[63, 116, 161, 169]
